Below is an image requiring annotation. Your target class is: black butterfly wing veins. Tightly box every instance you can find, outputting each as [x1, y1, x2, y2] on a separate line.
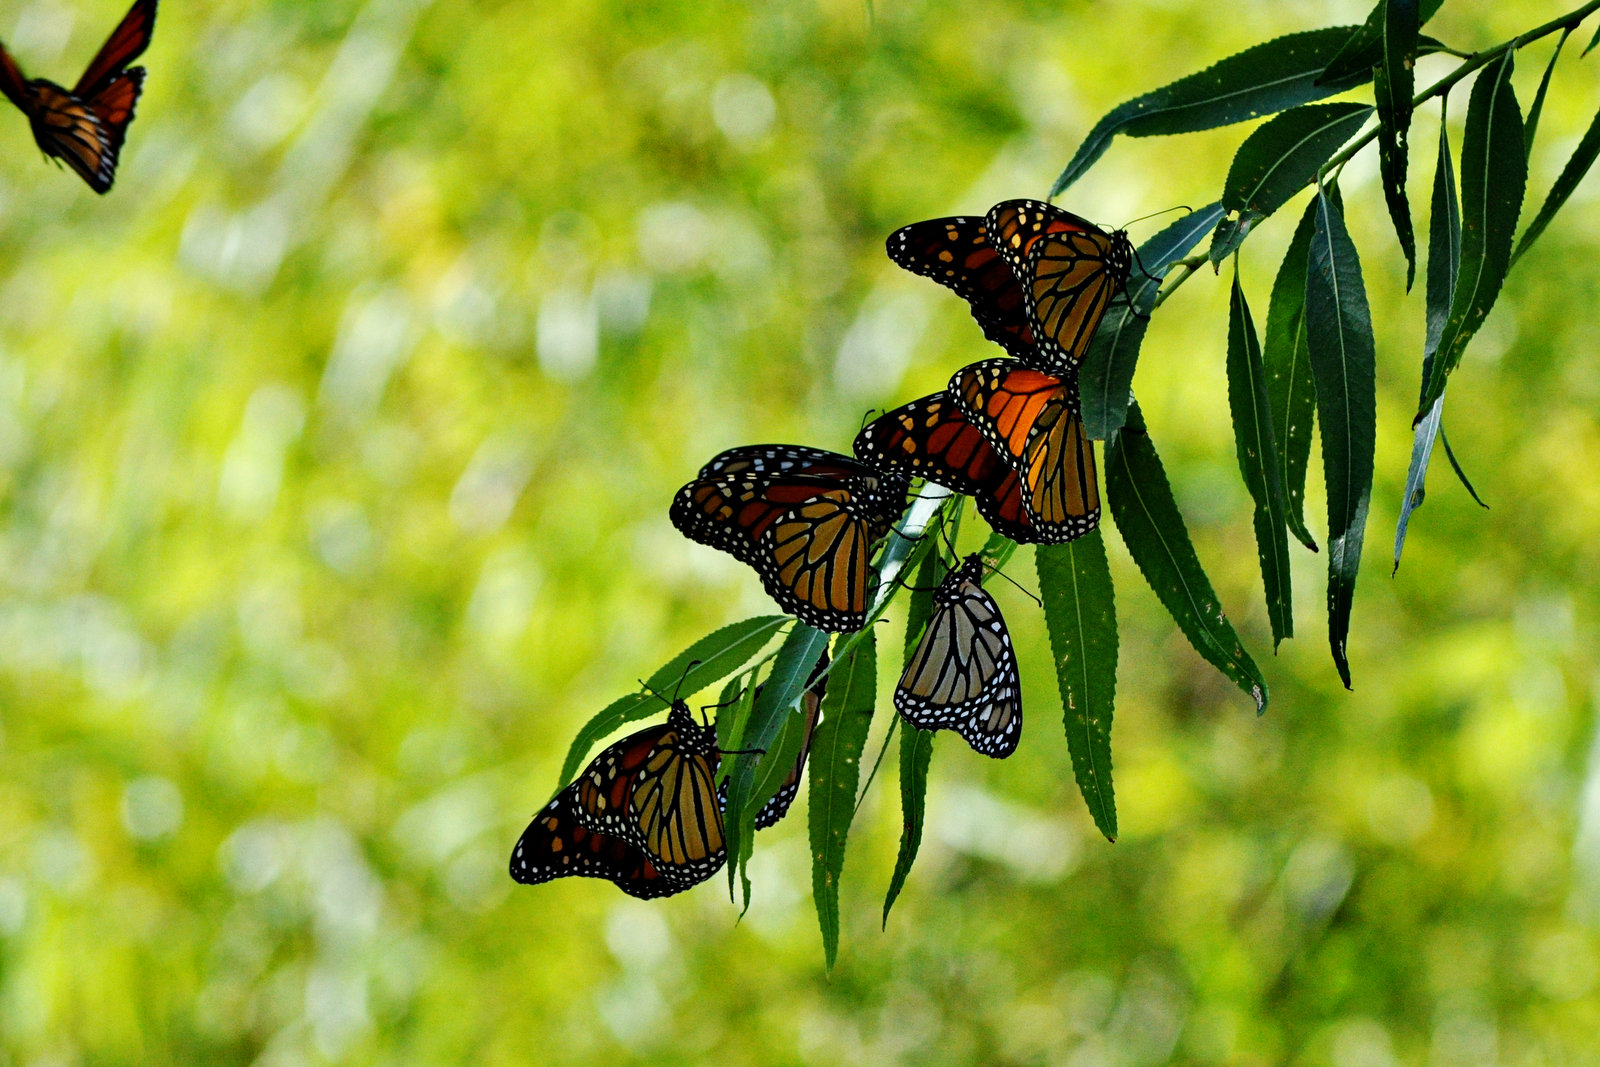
[670, 445, 910, 632]
[887, 216, 1036, 359]
[0, 0, 155, 192]
[509, 785, 699, 900]
[895, 555, 1022, 758]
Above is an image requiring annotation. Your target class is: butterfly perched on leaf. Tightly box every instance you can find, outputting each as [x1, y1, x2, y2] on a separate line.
[511, 664, 828, 898]
[985, 199, 1135, 375]
[670, 445, 910, 632]
[0, 0, 157, 193]
[897, 553, 1022, 758]
[949, 358, 1099, 542]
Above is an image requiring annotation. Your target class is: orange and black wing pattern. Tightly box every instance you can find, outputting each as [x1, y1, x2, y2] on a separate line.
[670, 445, 909, 631]
[74, 0, 158, 98]
[887, 216, 1035, 358]
[985, 199, 1133, 373]
[510, 784, 699, 899]
[950, 359, 1100, 542]
[854, 392, 1038, 544]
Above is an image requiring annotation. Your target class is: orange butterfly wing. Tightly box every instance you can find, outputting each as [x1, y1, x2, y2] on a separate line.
[74, 0, 158, 98]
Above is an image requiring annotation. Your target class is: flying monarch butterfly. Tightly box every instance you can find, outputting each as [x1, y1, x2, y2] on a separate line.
[949, 358, 1099, 541]
[854, 391, 1097, 545]
[670, 445, 910, 632]
[0, 0, 157, 193]
[886, 215, 1036, 359]
[897, 553, 1021, 758]
[985, 199, 1134, 374]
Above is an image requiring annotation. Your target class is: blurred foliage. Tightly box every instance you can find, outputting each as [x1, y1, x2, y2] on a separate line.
[0, 0, 1599, 1063]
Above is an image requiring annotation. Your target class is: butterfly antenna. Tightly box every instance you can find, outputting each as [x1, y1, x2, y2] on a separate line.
[981, 560, 1043, 607]
[671, 659, 702, 703]
[1119, 205, 1193, 231]
[639, 658, 703, 708]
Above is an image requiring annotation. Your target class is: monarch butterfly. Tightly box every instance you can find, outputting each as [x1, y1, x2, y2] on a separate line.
[985, 199, 1134, 374]
[886, 215, 1036, 359]
[949, 359, 1099, 541]
[854, 392, 1048, 544]
[670, 445, 910, 632]
[509, 784, 701, 899]
[897, 554, 1021, 758]
[0, 0, 157, 193]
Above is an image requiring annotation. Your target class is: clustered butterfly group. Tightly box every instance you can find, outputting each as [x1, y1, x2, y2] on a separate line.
[511, 200, 1138, 899]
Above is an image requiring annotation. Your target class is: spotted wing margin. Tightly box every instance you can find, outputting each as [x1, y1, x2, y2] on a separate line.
[895, 576, 1021, 758]
[1024, 228, 1124, 369]
[754, 491, 876, 632]
[573, 722, 676, 841]
[630, 745, 726, 878]
[886, 216, 1036, 358]
[74, 0, 158, 98]
[510, 785, 699, 899]
[0, 45, 30, 113]
[853, 393, 1036, 543]
[985, 199, 1102, 274]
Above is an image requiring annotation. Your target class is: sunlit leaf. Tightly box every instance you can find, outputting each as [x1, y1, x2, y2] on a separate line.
[1106, 403, 1268, 712]
[1080, 202, 1225, 440]
[1052, 28, 1367, 195]
[1262, 198, 1321, 552]
[1418, 52, 1525, 417]
[809, 633, 876, 973]
[558, 615, 789, 785]
[1035, 531, 1118, 841]
[1227, 272, 1293, 648]
[1304, 188, 1376, 689]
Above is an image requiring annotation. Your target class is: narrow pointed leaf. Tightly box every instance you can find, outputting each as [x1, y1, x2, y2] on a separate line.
[1585, 20, 1600, 57]
[1081, 202, 1225, 440]
[882, 723, 934, 925]
[1319, 0, 1445, 84]
[1207, 213, 1257, 268]
[1262, 198, 1321, 552]
[724, 624, 830, 905]
[809, 633, 876, 972]
[1106, 403, 1268, 713]
[1418, 52, 1525, 417]
[1036, 532, 1118, 841]
[1304, 189, 1376, 688]
[559, 615, 788, 785]
[1439, 428, 1489, 507]
[1227, 273, 1294, 647]
[1375, 0, 1419, 288]
[1395, 106, 1461, 572]
[1222, 103, 1373, 222]
[1511, 103, 1600, 267]
[1052, 28, 1368, 195]
[1524, 29, 1571, 160]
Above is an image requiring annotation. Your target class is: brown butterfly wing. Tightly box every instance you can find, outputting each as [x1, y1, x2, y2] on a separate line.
[29, 83, 120, 192]
[74, 0, 158, 98]
[0, 44, 31, 113]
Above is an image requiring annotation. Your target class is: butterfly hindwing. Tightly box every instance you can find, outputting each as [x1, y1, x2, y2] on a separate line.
[509, 785, 699, 899]
[886, 216, 1035, 358]
[896, 555, 1022, 758]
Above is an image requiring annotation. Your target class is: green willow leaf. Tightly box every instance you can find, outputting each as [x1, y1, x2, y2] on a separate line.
[1375, 0, 1419, 289]
[1035, 531, 1118, 841]
[1262, 197, 1320, 552]
[1207, 214, 1254, 269]
[809, 633, 876, 973]
[1227, 272, 1294, 648]
[1080, 202, 1225, 440]
[1220, 102, 1372, 222]
[724, 624, 830, 907]
[1418, 52, 1525, 418]
[1304, 188, 1376, 689]
[1052, 28, 1366, 196]
[1439, 427, 1489, 509]
[1319, 0, 1445, 84]
[1511, 103, 1600, 267]
[979, 531, 1019, 574]
[1585, 19, 1600, 57]
[1396, 105, 1461, 573]
[882, 722, 934, 926]
[558, 614, 788, 785]
[1106, 402, 1268, 713]
[1524, 29, 1572, 160]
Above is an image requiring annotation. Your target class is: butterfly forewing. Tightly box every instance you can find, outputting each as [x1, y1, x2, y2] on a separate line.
[886, 216, 1035, 358]
[74, 0, 158, 98]
[895, 556, 1022, 758]
[509, 785, 701, 899]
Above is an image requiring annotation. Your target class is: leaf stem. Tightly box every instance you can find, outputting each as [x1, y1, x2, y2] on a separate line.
[1152, 255, 1207, 309]
[1316, 0, 1600, 184]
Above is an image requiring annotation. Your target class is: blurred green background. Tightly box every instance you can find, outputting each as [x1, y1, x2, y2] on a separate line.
[1, 0, 1598, 1062]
